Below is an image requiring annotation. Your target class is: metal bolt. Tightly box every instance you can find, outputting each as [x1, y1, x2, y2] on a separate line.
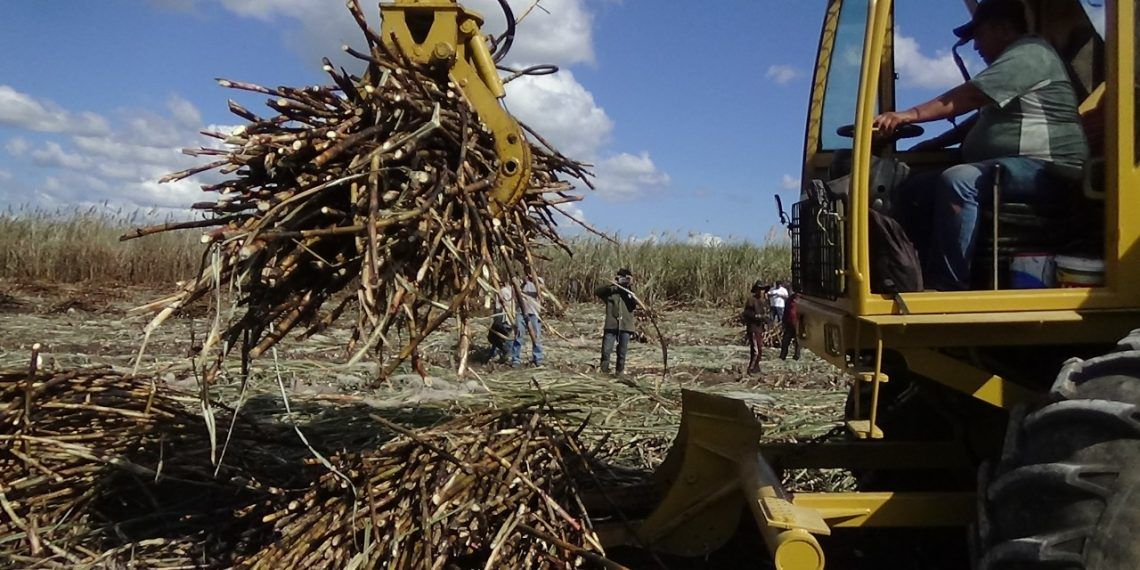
[432, 42, 455, 61]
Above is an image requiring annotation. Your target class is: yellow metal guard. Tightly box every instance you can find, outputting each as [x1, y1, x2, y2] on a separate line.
[635, 390, 828, 570]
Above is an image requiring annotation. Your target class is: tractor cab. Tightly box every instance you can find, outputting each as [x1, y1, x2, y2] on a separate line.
[616, 2, 1140, 569]
[793, 0, 1140, 379]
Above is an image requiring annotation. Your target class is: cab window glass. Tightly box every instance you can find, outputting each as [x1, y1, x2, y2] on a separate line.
[820, 0, 869, 151]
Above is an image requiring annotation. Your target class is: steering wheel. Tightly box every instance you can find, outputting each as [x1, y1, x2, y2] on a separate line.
[836, 123, 924, 142]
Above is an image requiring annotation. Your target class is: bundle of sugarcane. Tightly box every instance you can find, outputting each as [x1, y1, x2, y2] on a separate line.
[124, 0, 592, 380]
[243, 407, 620, 569]
[0, 367, 302, 567]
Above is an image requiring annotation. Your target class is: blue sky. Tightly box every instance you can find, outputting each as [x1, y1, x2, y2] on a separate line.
[0, 0, 976, 244]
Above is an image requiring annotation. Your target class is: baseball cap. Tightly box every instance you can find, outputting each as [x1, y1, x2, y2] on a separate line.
[953, 0, 1026, 39]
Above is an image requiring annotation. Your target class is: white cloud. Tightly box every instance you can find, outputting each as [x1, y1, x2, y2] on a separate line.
[0, 169, 10, 181]
[72, 135, 183, 166]
[893, 34, 966, 90]
[31, 142, 89, 170]
[167, 94, 203, 128]
[766, 65, 801, 85]
[204, 0, 667, 206]
[178, 0, 594, 71]
[467, 0, 595, 66]
[686, 232, 724, 247]
[505, 71, 612, 159]
[780, 174, 800, 190]
[0, 85, 111, 136]
[6, 137, 29, 156]
[2, 0, 667, 214]
[593, 152, 670, 201]
[2, 94, 211, 210]
[554, 202, 587, 226]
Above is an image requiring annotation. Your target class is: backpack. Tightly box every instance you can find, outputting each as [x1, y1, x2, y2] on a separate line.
[868, 209, 923, 294]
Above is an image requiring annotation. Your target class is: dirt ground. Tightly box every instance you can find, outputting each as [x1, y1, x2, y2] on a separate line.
[0, 279, 862, 567]
[0, 278, 848, 454]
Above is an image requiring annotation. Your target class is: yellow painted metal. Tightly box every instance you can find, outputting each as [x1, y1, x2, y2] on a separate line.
[796, 297, 853, 369]
[857, 370, 889, 383]
[861, 288, 1140, 316]
[793, 492, 976, 528]
[867, 333, 884, 435]
[1107, 0, 1140, 297]
[847, 0, 893, 296]
[379, 0, 531, 212]
[634, 391, 828, 568]
[899, 348, 1043, 410]
[802, 0, 845, 180]
[860, 309, 1140, 348]
[844, 419, 884, 440]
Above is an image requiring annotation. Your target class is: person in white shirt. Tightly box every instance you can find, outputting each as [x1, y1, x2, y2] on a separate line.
[512, 276, 544, 366]
[767, 281, 789, 323]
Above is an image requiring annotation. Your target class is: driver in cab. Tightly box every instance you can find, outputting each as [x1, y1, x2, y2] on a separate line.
[873, 0, 1088, 291]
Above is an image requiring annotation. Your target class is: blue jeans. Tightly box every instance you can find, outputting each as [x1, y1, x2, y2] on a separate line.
[600, 329, 631, 373]
[893, 157, 1068, 290]
[511, 312, 543, 365]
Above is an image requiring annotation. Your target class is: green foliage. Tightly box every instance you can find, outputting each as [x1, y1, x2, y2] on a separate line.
[0, 209, 791, 306]
[538, 236, 791, 307]
[0, 206, 199, 285]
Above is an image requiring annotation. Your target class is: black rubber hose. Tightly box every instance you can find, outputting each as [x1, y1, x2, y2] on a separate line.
[491, 0, 516, 63]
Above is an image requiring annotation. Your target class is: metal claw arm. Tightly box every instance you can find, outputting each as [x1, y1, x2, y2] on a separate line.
[380, 0, 532, 214]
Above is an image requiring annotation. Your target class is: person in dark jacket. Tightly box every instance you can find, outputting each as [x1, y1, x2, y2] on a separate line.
[595, 268, 637, 376]
[742, 280, 769, 373]
[779, 292, 802, 360]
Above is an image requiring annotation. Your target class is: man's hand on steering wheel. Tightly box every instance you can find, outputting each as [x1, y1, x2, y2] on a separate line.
[835, 121, 923, 143]
[873, 109, 920, 135]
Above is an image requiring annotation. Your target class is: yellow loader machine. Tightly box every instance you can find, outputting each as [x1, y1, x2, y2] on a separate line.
[381, 0, 1140, 567]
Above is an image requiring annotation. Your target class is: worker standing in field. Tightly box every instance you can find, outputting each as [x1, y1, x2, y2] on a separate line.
[595, 268, 637, 376]
[743, 280, 769, 374]
[779, 292, 802, 360]
[767, 280, 789, 323]
[488, 282, 514, 363]
[512, 275, 544, 367]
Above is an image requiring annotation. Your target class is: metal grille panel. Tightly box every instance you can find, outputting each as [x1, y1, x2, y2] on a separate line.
[792, 187, 844, 300]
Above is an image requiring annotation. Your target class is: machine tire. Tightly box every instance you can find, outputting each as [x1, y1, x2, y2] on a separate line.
[979, 331, 1140, 569]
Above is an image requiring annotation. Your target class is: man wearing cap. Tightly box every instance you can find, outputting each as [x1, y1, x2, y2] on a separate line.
[742, 280, 770, 374]
[595, 269, 637, 376]
[874, 0, 1088, 290]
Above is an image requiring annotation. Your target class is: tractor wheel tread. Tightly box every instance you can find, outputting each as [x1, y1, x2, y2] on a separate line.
[980, 530, 1090, 569]
[979, 340, 1140, 569]
[987, 462, 1118, 503]
[1023, 400, 1140, 440]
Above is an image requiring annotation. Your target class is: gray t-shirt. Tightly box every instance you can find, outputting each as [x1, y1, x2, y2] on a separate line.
[962, 36, 1088, 171]
[520, 278, 543, 315]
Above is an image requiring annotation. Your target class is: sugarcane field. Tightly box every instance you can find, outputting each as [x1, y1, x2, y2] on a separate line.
[0, 278, 843, 568]
[2, 1, 848, 568]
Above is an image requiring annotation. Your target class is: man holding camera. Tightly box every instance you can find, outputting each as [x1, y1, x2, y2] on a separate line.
[595, 268, 637, 376]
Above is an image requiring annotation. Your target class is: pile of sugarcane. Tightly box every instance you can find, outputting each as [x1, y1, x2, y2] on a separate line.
[124, 0, 591, 379]
[245, 407, 612, 569]
[1, 367, 619, 568]
[0, 366, 303, 567]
